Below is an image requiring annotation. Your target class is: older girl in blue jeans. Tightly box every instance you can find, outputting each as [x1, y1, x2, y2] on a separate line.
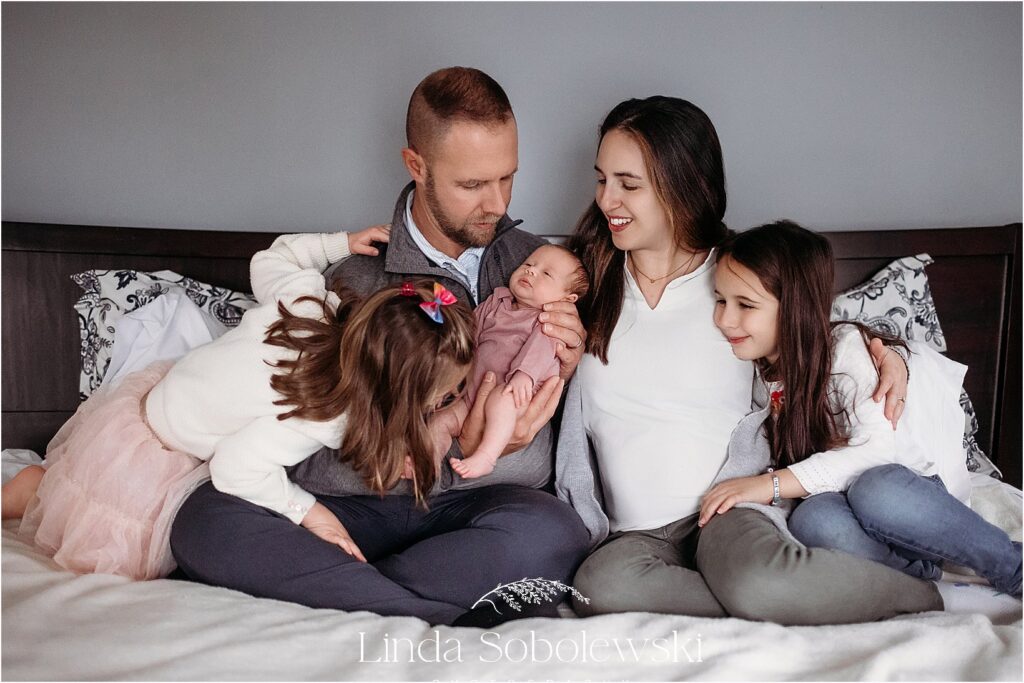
[704, 220, 1021, 598]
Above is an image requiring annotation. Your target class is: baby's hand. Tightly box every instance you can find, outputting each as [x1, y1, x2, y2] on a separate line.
[503, 371, 535, 409]
[346, 224, 390, 257]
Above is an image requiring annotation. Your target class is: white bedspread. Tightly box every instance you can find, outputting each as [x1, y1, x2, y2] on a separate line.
[3, 468, 1021, 680]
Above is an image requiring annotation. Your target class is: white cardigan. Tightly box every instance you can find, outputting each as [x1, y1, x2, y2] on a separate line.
[145, 232, 351, 523]
[787, 324, 972, 504]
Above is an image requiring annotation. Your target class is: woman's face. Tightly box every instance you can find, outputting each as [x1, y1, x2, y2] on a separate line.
[594, 129, 674, 254]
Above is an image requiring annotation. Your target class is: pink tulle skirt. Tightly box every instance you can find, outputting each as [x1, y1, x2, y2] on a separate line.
[19, 361, 210, 580]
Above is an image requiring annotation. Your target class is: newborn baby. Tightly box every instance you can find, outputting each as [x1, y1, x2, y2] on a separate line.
[443, 243, 589, 479]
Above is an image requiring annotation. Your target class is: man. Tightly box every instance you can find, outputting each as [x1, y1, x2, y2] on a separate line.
[169, 67, 590, 627]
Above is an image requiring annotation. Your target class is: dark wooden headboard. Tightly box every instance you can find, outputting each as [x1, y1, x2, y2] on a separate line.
[3, 221, 1020, 487]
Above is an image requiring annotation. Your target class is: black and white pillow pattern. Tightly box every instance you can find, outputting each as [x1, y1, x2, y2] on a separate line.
[73, 269, 257, 400]
[831, 254, 946, 352]
[831, 254, 1000, 478]
[959, 388, 1000, 477]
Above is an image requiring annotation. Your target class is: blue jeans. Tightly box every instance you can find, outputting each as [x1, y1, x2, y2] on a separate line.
[789, 464, 1022, 597]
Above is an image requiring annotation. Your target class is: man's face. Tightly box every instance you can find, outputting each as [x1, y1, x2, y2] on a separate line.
[417, 119, 518, 252]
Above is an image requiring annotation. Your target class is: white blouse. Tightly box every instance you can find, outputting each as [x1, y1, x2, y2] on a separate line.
[788, 324, 971, 504]
[577, 252, 752, 532]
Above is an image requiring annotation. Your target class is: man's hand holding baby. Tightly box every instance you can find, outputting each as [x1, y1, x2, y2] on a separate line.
[540, 301, 587, 380]
[458, 372, 563, 457]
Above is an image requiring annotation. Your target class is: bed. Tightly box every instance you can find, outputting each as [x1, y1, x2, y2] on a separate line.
[2, 220, 1021, 680]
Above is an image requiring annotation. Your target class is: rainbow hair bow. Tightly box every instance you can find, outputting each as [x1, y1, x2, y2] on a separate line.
[418, 282, 458, 324]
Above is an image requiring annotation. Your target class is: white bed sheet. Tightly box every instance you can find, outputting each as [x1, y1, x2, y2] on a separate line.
[3, 462, 1021, 681]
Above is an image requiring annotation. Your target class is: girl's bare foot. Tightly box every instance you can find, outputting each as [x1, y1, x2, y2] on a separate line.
[2, 465, 45, 520]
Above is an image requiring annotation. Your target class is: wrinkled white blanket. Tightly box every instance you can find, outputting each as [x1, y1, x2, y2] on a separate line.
[3, 473, 1021, 681]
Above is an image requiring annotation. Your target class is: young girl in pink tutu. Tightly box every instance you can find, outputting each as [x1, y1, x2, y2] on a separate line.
[1, 228, 476, 581]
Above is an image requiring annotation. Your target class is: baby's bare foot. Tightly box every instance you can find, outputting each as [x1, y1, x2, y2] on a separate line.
[450, 455, 496, 480]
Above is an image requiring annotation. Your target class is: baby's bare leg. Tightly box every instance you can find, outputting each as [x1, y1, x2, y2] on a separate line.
[2, 465, 45, 520]
[451, 387, 522, 479]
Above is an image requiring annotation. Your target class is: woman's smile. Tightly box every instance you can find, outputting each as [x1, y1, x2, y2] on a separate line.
[607, 215, 633, 232]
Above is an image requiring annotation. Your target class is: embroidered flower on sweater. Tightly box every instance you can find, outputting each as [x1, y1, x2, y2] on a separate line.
[770, 389, 785, 415]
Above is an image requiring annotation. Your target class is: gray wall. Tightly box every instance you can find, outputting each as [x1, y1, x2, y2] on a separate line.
[3, 2, 1021, 234]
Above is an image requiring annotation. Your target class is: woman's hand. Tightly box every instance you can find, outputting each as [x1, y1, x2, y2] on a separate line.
[458, 372, 563, 456]
[698, 475, 773, 527]
[300, 502, 367, 562]
[868, 338, 908, 430]
[346, 224, 391, 257]
[539, 301, 587, 380]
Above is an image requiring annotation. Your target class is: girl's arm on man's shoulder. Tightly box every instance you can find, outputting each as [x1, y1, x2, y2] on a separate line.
[249, 226, 389, 305]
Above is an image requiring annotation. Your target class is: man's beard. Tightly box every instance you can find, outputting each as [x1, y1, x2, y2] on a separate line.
[424, 172, 501, 249]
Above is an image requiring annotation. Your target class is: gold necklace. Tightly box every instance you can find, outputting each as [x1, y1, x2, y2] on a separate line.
[628, 249, 700, 284]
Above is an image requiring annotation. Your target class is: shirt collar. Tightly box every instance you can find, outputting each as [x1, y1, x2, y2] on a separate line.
[404, 191, 484, 278]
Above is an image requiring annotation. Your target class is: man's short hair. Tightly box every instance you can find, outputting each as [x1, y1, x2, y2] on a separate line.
[406, 67, 514, 157]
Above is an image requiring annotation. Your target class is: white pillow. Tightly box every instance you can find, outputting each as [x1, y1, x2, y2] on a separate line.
[896, 342, 973, 505]
[100, 289, 229, 390]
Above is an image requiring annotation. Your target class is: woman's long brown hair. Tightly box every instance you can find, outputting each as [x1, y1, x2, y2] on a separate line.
[568, 96, 730, 363]
[717, 221, 907, 466]
[263, 280, 475, 505]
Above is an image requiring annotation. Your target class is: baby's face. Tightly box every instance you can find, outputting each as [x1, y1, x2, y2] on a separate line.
[509, 245, 579, 309]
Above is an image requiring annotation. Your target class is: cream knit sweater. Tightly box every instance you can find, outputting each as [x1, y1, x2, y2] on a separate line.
[145, 232, 351, 524]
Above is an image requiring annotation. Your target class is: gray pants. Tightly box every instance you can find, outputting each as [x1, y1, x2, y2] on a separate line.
[573, 508, 943, 624]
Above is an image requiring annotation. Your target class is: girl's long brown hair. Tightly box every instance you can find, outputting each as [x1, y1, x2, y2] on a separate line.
[568, 96, 730, 363]
[263, 280, 475, 505]
[717, 221, 906, 466]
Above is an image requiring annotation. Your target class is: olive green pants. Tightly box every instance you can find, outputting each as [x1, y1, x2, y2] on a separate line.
[572, 508, 943, 624]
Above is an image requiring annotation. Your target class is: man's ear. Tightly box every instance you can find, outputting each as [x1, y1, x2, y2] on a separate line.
[564, 293, 579, 304]
[401, 147, 427, 184]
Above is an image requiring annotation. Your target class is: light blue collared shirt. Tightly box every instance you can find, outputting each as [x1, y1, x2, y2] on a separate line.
[404, 190, 485, 303]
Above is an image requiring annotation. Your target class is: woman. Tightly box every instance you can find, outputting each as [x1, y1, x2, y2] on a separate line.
[556, 96, 944, 624]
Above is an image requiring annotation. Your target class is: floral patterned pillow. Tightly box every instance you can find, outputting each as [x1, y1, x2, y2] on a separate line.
[831, 254, 1000, 478]
[73, 269, 257, 400]
[831, 254, 946, 352]
[959, 389, 1001, 478]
